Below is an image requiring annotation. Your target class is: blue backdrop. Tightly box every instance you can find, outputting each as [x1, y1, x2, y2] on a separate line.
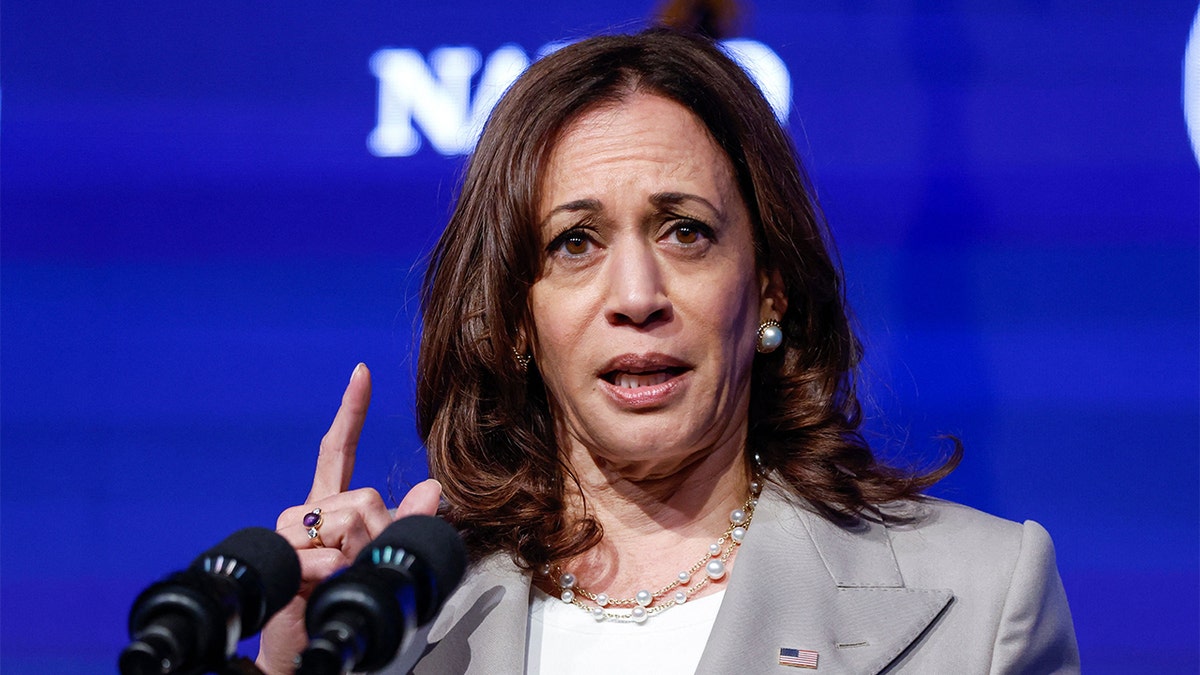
[3, 2, 1197, 672]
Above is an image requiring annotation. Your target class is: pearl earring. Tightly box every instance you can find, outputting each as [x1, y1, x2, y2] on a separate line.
[756, 320, 783, 353]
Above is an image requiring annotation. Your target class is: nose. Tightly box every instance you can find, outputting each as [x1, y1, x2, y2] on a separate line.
[604, 240, 672, 327]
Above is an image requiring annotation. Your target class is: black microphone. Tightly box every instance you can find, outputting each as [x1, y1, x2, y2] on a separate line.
[298, 515, 467, 675]
[119, 527, 302, 675]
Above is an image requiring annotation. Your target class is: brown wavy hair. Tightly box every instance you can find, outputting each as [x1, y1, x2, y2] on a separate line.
[416, 29, 960, 566]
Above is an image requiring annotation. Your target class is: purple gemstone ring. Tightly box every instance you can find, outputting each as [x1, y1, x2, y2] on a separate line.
[304, 507, 324, 546]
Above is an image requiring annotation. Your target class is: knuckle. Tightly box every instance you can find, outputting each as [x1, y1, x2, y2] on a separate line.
[276, 505, 305, 530]
[332, 508, 367, 535]
[346, 487, 385, 512]
[317, 434, 338, 455]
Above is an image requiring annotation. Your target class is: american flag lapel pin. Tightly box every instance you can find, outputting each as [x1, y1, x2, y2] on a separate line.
[778, 647, 819, 669]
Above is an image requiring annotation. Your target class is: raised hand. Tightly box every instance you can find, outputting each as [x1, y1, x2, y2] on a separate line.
[256, 363, 442, 675]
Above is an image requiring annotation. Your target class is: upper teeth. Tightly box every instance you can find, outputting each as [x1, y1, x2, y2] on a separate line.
[616, 372, 670, 388]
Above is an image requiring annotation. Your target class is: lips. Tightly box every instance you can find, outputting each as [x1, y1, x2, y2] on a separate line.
[597, 353, 691, 406]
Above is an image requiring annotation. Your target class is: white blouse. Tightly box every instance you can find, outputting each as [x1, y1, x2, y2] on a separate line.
[526, 587, 725, 674]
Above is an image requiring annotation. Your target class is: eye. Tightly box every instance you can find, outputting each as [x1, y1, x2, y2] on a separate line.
[547, 227, 597, 257]
[674, 224, 701, 245]
[665, 220, 714, 246]
[563, 234, 590, 255]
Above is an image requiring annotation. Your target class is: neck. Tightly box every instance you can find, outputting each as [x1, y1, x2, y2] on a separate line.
[554, 434, 751, 600]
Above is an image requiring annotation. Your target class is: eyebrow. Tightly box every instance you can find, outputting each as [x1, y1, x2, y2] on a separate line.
[540, 198, 602, 228]
[649, 192, 725, 221]
[541, 192, 725, 228]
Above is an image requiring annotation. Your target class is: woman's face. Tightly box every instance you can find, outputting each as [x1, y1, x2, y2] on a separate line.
[530, 92, 776, 480]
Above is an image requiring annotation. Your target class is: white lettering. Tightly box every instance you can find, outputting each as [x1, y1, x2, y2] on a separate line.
[369, 39, 791, 158]
[368, 47, 479, 156]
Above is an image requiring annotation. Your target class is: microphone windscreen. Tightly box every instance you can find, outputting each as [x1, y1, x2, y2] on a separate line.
[195, 526, 301, 618]
[358, 516, 467, 604]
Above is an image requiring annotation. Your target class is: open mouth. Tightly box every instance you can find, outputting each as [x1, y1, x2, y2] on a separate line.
[601, 366, 688, 389]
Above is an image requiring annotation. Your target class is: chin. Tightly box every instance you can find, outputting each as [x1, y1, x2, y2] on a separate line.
[584, 427, 727, 477]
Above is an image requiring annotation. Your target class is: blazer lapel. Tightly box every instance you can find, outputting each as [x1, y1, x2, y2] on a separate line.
[697, 489, 952, 674]
[399, 553, 531, 674]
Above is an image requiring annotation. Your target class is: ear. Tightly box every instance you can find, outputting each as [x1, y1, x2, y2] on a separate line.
[758, 268, 787, 321]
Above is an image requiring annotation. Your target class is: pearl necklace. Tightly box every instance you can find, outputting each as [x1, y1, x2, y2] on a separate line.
[542, 478, 762, 624]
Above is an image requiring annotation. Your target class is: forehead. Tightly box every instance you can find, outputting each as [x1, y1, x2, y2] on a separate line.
[538, 92, 739, 212]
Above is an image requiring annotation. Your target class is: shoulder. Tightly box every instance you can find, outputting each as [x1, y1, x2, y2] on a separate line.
[742, 489, 1078, 672]
[881, 498, 1051, 591]
[886, 499, 1030, 561]
[384, 552, 532, 675]
[879, 499, 1080, 673]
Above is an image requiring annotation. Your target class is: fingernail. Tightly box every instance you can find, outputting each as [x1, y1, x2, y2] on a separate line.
[350, 362, 365, 382]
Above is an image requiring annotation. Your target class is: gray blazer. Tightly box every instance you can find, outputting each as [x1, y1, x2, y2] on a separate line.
[385, 487, 1079, 674]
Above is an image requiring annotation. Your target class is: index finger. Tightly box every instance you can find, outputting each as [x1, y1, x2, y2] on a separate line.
[308, 363, 372, 502]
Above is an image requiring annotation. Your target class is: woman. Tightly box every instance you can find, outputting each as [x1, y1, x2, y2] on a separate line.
[260, 30, 1079, 674]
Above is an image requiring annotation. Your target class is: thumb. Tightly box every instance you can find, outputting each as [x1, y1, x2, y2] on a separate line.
[394, 478, 443, 519]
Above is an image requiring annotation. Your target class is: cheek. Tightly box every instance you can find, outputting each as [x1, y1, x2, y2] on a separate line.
[529, 286, 588, 386]
[705, 269, 761, 343]
[529, 292, 556, 361]
[717, 282, 763, 391]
